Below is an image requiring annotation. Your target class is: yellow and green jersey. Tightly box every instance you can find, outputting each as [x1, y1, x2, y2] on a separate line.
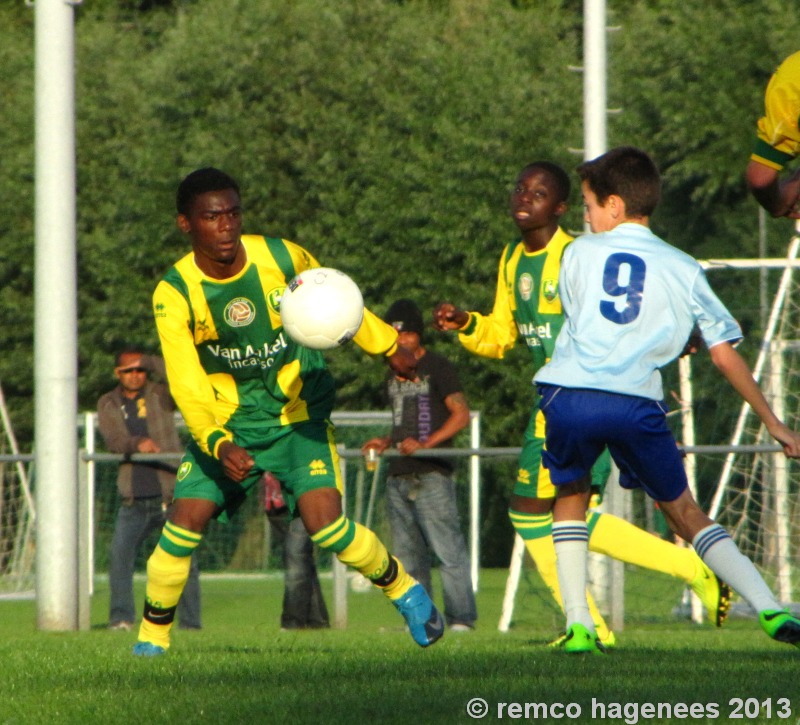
[153, 235, 398, 458]
[752, 50, 800, 171]
[457, 227, 573, 371]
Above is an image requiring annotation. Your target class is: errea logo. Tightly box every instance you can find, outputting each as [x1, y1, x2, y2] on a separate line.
[516, 469, 530, 486]
[309, 460, 328, 476]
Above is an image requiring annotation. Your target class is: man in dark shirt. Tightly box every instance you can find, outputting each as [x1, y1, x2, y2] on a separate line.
[362, 300, 477, 630]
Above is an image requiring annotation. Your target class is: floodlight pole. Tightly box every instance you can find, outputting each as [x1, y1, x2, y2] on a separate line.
[583, 0, 607, 163]
[34, 0, 80, 630]
[583, 0, 626, 623]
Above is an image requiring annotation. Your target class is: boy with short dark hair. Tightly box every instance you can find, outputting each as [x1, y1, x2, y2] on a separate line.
[535, 146, 800, 653]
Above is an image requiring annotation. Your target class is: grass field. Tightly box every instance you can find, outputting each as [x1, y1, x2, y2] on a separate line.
[1, 568, 799, 724]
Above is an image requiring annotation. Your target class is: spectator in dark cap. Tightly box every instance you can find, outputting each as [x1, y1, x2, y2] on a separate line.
[361, 299, 477, 631]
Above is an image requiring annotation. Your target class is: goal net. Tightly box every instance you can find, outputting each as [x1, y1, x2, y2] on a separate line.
[702, 235, 800, 612]
[0, 383, 35, 597]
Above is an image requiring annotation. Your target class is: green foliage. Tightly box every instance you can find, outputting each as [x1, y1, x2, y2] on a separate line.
[606, 0, 798, 257]
[3, 1, 798, 505]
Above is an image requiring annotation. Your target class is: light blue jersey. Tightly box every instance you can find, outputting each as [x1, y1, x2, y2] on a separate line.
[534, 223, 742, 400]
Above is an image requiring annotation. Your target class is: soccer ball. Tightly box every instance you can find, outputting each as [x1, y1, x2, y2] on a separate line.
[280, 267, 365, 350]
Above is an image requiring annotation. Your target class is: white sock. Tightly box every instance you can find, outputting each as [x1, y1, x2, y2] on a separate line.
[693, 523, 781, 613]
[552, 520, 593, 632]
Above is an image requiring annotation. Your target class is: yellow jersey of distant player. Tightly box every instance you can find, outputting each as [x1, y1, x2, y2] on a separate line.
[751, 50, 800, 171]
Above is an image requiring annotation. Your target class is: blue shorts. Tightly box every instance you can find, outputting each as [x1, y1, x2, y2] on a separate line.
[514, 404, 612, 501]
[536, 385, 688, 503]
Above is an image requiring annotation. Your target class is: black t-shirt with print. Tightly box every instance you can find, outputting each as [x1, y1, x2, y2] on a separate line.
[385, 350, 463, 476]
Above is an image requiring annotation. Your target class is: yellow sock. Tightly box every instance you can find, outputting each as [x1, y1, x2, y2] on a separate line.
[138, 522, 201, 649]
[312, 515, 414, 600]
[510, 509, 610, 640]
[587, 511, 697, 582]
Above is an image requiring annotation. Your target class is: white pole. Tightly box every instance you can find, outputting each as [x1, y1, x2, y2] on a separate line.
[469, 412, 480, 593]
[603, 465, 625, 631]
[583, 0, 609, 608]
[497, 534, 525, 633]
[769, 343, 791, 603]
[85, 412, 96, 597]
[583, 0, 607, 163]
[678, 355, 703, 623]
[332, 449, 347, 629]
[497, 1, 612, 629]
[34, 0, 80, 630]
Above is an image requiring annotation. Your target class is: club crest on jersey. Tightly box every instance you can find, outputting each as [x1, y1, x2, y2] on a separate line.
[542, 279, 558, 302]
[177, 462, 192, 481]
[267, 286, 285, 314]
[223, 297, 256, 327]
[518, 273, 534, 301]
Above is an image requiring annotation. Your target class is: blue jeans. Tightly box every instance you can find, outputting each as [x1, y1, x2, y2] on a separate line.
[385, 471, 477, 627]
[109, 497, 202, 628]
[269, 514, 330, 629]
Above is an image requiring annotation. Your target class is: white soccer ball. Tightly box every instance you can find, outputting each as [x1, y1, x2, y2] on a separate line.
[280, 267, 365, 350]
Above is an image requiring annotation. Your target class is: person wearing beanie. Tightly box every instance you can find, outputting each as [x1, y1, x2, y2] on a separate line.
[362, 299, 477, 631]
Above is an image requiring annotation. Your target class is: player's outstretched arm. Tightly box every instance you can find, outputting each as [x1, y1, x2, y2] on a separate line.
[746, 161, 800, 219]
[710, 341, 800, 457]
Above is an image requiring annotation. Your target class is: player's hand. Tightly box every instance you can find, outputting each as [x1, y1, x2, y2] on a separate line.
[768, 423, 800, 458]
[433, 302, 469, 331]
[218, 440, 255, 483]
[387, 345, 417, 381]
[137, 438, 161, 454]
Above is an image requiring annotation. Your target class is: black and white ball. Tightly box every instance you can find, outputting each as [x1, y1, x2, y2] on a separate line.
[280, 267, 365, 350]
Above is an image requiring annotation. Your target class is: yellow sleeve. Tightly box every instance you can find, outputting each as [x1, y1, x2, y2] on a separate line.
[353, 307, 399, 356]
[457, 245, 519, 359]
[752, 51, 800, 170]
[283, 239, 321, 275]
[153, 281, 233, 458]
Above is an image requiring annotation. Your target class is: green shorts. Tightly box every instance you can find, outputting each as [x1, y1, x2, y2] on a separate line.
[513, 406, 611, 502]
[174, 420, 343, 523]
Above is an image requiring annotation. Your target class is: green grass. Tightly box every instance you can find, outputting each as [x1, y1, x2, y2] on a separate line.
[1, 569, 799, 724]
